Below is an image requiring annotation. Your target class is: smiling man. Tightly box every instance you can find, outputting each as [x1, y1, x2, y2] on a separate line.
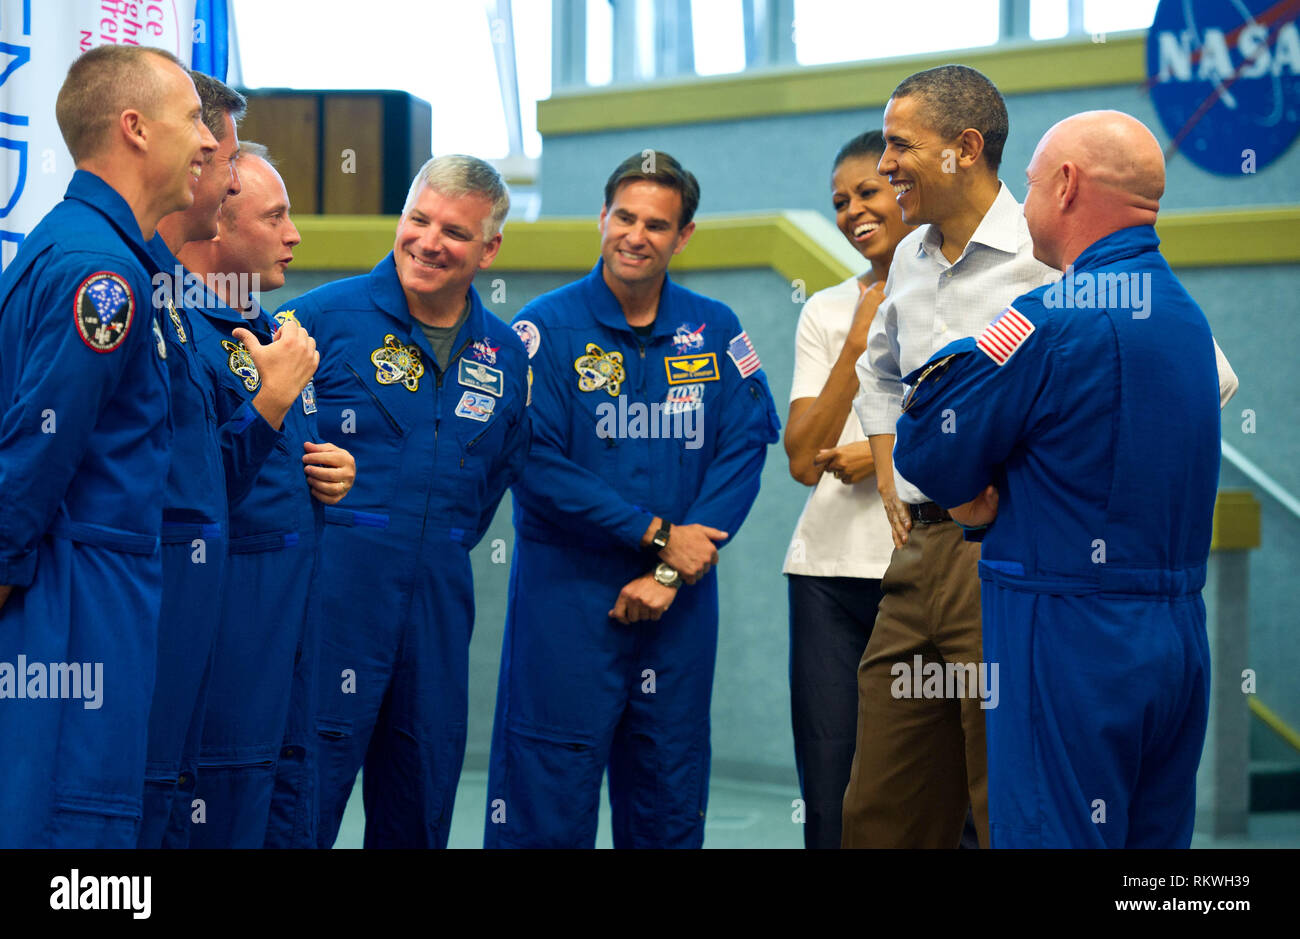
[177, 144, 354, 848]
[0, 44, 216, 848]
[484, 150, 779, 849]
[842, 65, 1059, 850]
[282, 155, 530, 849]
[892, 111, 1224, 848]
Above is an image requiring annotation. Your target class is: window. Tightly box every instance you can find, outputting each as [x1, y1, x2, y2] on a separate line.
[793, 0, 1001, 66]
[232, 0, 550, 158]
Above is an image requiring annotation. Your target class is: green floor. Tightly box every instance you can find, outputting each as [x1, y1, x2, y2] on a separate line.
[332, 770, 1300, 849]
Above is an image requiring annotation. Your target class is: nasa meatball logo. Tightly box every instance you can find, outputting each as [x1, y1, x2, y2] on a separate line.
[74, 271, 134, 353]
[1147, 0, 1300, 176]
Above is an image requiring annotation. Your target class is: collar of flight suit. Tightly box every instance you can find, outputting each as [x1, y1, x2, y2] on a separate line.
[1070, 224, 1160, 272]
[366, 250, 490, 370]
[144, 237, 268, 328]
[580, 259, 682, 341]
[65, 169, 157, 267]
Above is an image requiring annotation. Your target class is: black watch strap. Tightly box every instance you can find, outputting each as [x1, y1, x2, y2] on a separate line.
[651, 519, 672, 550]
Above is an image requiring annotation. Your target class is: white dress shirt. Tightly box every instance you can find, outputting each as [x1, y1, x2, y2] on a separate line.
[853, 182, 1058, 504]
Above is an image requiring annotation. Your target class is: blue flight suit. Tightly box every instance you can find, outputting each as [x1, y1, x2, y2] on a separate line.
[486, 260, 780, 849]
[137, 245, 281, 848]
[893, 225, 1219, 848]
[185, 294, 324, 849]
[0, 170, 171, 848]
[283, 254, 530, 849]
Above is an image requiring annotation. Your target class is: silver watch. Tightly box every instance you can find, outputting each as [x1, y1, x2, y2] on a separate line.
[653, 562, 682, 588]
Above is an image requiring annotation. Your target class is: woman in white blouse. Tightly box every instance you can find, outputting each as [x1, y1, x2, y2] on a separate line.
[783, 131, 915, 849]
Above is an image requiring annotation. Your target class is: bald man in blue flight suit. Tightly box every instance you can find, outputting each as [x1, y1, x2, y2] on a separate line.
[287, 155, 530, 849]
[485, 151, 780, 849]
[893, 111, 1224, 848]
[0, 45, 216, 847]
[176, 146, 353, 848]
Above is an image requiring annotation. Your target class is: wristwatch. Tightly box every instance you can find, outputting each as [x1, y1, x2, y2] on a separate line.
[653, 562, 682, 589]
[650, 519, 672, 551]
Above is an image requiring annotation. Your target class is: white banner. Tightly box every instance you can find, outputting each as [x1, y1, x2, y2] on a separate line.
[0, 0, 195, 270]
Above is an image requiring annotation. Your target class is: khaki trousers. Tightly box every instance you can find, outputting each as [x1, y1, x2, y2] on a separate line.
[841, 520, 989, 848]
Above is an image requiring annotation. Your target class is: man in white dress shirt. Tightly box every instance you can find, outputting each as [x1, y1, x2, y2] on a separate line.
[842, 65, 1058, 848]
[842, 66, 1239, 850]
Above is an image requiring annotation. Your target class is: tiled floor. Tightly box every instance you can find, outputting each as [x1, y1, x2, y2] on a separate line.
[333, 771, 1300, 848]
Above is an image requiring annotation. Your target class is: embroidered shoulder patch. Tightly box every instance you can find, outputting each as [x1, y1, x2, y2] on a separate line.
[513, 319, 541, 359]
[74, 272, 134, 353]
[976, 307, 1035, 366]
[726, 331, 761, 378]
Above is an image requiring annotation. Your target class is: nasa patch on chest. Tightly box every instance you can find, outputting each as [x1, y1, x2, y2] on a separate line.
[455, 390, 496, 422]
[458, 358, 504, 397]
[74, 271, 134, 354]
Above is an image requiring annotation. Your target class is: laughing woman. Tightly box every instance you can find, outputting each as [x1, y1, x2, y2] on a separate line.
[782, 131, 914, 849]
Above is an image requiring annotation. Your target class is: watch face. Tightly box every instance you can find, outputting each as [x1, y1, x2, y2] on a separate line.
[654, 563, 678, 586]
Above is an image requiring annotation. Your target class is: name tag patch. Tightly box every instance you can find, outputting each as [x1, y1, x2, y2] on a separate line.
[458, 358, 504, 397]
[455, 390, 495, 422]
[664, 353, 719, 385]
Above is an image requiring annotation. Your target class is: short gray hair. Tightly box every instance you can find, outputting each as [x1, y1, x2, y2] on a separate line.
[403, 154, 510, 239]
[237, 140, 274, 166]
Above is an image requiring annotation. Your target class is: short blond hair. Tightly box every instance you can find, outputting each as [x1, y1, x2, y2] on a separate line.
[55, 45, 185, 162]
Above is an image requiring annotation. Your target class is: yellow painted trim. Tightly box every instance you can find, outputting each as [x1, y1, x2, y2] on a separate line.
[538, 34, 1146, 135]
[293, 211, 865, 293]
[1251, 699, 1300, 755]
[1211, 491, 1261, 552]
[1159, 207, 1300, 267]
[293, 205, 1300, 282]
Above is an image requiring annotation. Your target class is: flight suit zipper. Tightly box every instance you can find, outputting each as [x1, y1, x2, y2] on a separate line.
[343, 362, 403, 435]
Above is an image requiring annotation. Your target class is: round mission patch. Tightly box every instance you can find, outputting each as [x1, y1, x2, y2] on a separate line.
[74, 271, 134, 353]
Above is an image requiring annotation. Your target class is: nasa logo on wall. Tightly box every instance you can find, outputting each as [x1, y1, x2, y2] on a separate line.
[1146, 0, 1300, 176]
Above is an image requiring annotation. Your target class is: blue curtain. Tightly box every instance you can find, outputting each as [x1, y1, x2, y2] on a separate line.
[191, 0, 230, 80]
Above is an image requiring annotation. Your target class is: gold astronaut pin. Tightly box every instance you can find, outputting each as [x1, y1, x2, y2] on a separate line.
[166, 298, 187, 343]
[371, 333, 424, 392]
[573, 343, 625, 397]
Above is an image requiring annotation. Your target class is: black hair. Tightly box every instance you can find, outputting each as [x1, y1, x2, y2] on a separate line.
[891, 64, 1008, 171]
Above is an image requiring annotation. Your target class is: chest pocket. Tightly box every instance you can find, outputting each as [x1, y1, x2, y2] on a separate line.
[451, 389, 503, 473]
[336, 361, 408, 512]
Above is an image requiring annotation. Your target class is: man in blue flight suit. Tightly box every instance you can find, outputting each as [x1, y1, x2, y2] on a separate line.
[284, 155, 530, 849]
[141, 76, 315, 848]
[0, 45, 216, 847]
[893, 111, 1222, 848]
[176, 144, 355, 848]
[485, 151, 780, 849]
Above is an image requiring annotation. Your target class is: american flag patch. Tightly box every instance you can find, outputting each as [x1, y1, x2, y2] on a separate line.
[727, 331, 761, 378]
[976, 306, 1035, 366]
